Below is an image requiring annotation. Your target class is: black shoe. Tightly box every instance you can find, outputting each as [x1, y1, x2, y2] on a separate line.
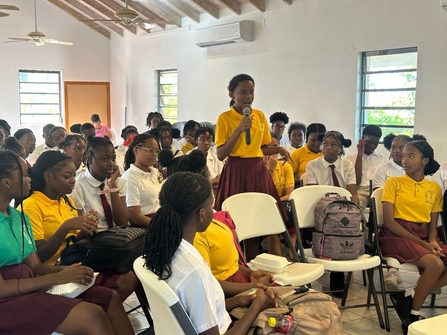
[409, 313, 425, 323]
[330, 272, 345, 298]
[390, 292, 412, 329]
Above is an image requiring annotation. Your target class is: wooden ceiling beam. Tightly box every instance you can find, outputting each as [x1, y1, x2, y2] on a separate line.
[47, 0, 111, 38]
[138, 0, 182, 27]
[96, 0, 140, 33]
[63, 0, 125, 36]
[122, 0, 166, 29]
[164, 0, 200, 23]
[189, 0, 219, 19]
[215, 0, 240, 15]
[81, 0, 137, 34]
[246, 0, 265, 12]
[282, 0, 292, 5]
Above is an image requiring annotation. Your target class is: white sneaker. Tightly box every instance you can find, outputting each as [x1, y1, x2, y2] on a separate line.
[384, 272, 401, 292]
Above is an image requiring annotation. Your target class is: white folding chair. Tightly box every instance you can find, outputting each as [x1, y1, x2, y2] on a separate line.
[289, 185, 385, 329]
[133, 257, 198, 335]
[222, 192, 324, 286]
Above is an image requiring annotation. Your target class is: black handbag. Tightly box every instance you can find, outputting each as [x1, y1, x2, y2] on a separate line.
[60, 227, 146, 273]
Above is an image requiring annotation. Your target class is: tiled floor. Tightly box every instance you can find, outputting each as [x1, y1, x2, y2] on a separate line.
[124, 268, 447, 335]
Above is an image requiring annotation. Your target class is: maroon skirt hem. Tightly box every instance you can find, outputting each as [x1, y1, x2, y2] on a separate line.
[224, 269, 251, 283]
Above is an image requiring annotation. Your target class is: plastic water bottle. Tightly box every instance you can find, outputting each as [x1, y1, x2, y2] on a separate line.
[267, 314, 293, 334]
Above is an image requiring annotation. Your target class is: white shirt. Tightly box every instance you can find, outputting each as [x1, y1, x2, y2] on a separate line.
[191, 148, 223, 180]
[345, 151, 388, 186]
[430, 161, 447, 194]
[121, 164, 163, 216]
[71, 169, 127, 231]
[166, 239, 232, 334]
[371, 160, 404, 189]
[285, 145, 299, 154]
[28, 143, 57, 165]
[306, 156, 356, 188]
[115, 144, 128, 173]
[279, 135, 290, 147]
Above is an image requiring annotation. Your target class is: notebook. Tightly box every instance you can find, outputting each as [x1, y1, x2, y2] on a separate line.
[46, 273, 99, 298]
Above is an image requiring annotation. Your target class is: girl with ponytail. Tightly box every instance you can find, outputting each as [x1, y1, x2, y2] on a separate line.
[380, 140, 447, 330]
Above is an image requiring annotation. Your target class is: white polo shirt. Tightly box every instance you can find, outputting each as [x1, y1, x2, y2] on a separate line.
[166, 239, 232, 334]
[371, 160, 404, 189]
[306, 156, 356, 188]
[279, 135, 290, 147]
[345, 151, 388, 186]
[121, 164, 163, 216]
[430, 161, 447, 194]
[28, 143, 57, 165]
[71, 169, 127, 231]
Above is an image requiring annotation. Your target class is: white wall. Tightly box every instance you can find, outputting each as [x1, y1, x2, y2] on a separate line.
[110, 0, 447, 162]
[0, 0, 110, 145]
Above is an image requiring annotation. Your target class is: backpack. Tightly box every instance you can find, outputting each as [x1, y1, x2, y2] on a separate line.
[60, 227, 146, 273]
[312, 193, 364, 260]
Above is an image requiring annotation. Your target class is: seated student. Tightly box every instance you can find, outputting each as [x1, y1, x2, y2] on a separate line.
[264, 132, 296, 257]
[179, 120, 200, 154]
[116, 125, 138, 171]
[81, 122, 96, 140]
[269, 112, 290, 147]
[14, 128, 36, 164]
[145, 111, 164, 131]
[142, 172, 275, 335]
[379, 141, 447, 330]
[0, 119, 11, 137]
[159, 126, 183, 157]
[122, 134, 163, 228]
[91, 114, 113, 139]
[289, 123, 327, 186]
[30, 123, 56, 158]
[0, 151, 134, 335]
[71, 137, 130, 232]
[70, 123, 82, 134]
[22, 151, 137, 301]
[58, 134, 87, 176]
[285, 122, 306, 153]
[346, 125, 387, 213]
[50, 126, 68, 148]
[1, 137, 26, 159]
[306, 130, 359, 295]
[158, 149, 274, 288]
[194, 127, 223, 191]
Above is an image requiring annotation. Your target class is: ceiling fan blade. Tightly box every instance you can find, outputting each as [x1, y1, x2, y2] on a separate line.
[0, 11, 9, 17]
[34, 40, 45, 46]
[0, 5, 19, 10]
[7, 37, 31, 41]
[41, 38, 73, 46]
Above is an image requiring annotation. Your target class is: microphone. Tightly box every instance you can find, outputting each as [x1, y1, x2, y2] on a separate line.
[243, 107, 251, 145]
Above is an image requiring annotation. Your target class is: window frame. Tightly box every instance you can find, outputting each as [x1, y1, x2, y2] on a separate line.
[156, 69, 178, 123]
[18, 69, 62, 125]
[359, 47, 417, 139]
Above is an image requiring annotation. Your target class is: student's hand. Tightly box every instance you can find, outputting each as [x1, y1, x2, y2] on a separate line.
[109, 165, 121, 187]
[56, 263, 94, 285]
[250, 270, 274, 285]
[357, 139, 366, 154]
[278, 147, 293, 164]
[64, 216, 97, 235]
[427, 241, 445, 257]
[237, 116, 252, 134]
[234, 291, 258, 308]
[252, 287, 276, 310]
[266, 155, 278, 171]
[255, 284, 278, 302]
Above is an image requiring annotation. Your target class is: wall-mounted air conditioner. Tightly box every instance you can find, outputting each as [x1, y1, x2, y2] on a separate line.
[195, 20, 253, 48]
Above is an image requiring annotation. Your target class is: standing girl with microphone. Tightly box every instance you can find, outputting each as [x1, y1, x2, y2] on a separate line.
[214, 74, 291, 261]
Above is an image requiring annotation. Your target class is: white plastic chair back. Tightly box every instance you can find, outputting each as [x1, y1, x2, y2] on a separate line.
[300, 173, 307, 186]
[133, 257, 198, 335]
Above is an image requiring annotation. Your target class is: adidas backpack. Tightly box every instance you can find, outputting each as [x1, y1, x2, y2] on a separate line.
[312, 193, 364, 260]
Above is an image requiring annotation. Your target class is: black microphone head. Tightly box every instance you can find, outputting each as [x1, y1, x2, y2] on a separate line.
[243, 107, 250, 117]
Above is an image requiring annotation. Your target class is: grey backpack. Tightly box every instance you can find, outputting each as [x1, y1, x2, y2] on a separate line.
[312, 193, 364, 260]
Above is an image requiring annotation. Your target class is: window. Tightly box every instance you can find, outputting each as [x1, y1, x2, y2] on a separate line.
[19, 70, 62, 125]
[359, 48, 417, 138]
[156, 69, 178, 122]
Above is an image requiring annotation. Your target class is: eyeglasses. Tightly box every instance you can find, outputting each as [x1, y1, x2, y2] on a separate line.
[137, 146, 160, 155]
[198, 137, 212, 143]
[273, 124, 285, 129]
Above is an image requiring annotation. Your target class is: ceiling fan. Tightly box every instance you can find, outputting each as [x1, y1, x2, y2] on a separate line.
[80, 0, 172, 29]
[5, 0, 72, 46]
[0, 4, 19, 17]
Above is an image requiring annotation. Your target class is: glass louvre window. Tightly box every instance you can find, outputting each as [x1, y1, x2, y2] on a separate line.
[157, 69, 178, 122]
[360, 48, 417, 139]
[19, 70, 62, 125]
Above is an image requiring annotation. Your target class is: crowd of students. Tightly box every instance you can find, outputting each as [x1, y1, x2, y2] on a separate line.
[0, 72, 446, 334]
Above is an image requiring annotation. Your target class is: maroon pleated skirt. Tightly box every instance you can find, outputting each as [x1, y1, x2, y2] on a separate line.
[0, 264, 113, 335]
[379, 219, 447, 273]
[225, 269, 251, 283]
[214, 156, 288, 221]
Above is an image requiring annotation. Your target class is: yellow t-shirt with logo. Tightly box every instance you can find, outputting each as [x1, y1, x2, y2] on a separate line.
[215, 107, 271, 158]
[382, 174, 442, 224]
[22, 191, 78, 265]
[272, 161, 294, 197]
[288, 144, 323, 178]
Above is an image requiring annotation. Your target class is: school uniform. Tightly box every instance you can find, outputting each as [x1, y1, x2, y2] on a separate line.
[71, 169, 127, 231]
[371, 160, 404, 189]
[166, 239, 232, 334]
[288, 144, 323, 179]
[121, 164, 163, 216]
[272, 161, 294, 197]
[306, 156, 356, 188]
[279, 135, 290, 147]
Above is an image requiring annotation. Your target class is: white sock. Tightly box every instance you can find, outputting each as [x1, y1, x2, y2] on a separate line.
[410, 309, 421, 316]
[405, 288, 415, 298]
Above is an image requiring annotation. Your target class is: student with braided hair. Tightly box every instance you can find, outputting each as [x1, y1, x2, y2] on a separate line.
[58, 134, 87, 175]
[142, 172, 275, 335]
[1, 137, 26, 159]
[122, 134, 163, 228]
[0, 151, 134, 335]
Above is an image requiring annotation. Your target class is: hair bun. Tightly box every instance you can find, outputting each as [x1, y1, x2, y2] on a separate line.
[188, 150, 207, 169]
[158, 150, 174, 168]
[343, 139, 352, 148]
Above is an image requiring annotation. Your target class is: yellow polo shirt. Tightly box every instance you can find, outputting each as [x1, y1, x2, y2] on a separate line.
[194, 219, 239, 281]
[272, 161, 294, 197]
[288, 144, 323, 178]
[382, 174, 442, 224]
[215, 107, 271, 158]
[181, 141, 195, 155]
[22, 191, 78, 265]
